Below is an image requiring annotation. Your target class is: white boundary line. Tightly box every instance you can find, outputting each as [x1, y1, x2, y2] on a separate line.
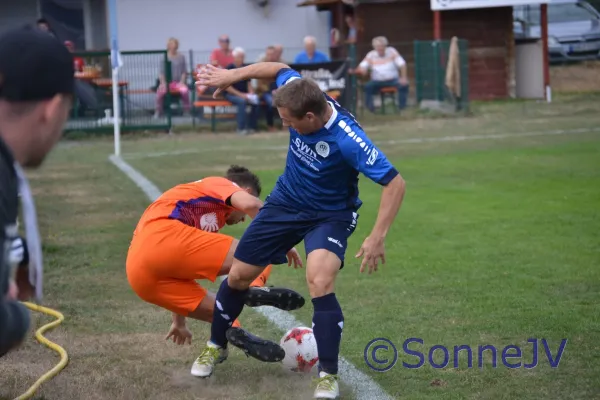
[108, 154, 395, 400]
[121, 127, 600, 160]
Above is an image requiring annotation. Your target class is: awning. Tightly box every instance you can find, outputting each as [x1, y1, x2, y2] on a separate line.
[297, 0, 340, 7]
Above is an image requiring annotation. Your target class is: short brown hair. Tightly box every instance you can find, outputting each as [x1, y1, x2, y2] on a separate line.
[273, 78, 328, 119]
[225, 165, 261, 196]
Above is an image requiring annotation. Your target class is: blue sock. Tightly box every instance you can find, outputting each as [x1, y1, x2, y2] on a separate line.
[210, 278, 247, 347]
[312, 293, 344, 375]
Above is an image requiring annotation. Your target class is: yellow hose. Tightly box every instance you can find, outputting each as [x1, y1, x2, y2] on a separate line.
[12, 302, 69, 400]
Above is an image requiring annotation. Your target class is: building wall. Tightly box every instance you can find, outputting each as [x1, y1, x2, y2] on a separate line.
[0, 0, 40, 35]
[355, 0, 512, 100]
[115, 0, 331, 62]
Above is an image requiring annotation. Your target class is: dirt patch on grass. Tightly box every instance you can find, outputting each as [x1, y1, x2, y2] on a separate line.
[550, 61, 600, 92]
[0, 331, 323, 400]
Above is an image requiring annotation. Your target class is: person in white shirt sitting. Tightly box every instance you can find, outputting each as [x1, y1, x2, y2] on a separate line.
[356, 36, 409, 112]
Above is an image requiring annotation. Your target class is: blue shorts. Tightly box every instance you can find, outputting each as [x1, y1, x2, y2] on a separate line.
[234, 202, 359, 269]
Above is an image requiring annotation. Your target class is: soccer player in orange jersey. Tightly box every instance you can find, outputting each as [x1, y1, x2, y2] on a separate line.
[126, 165, 304, 376]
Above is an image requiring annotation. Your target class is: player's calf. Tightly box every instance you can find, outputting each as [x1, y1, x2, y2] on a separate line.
[306, 249, 344, 395]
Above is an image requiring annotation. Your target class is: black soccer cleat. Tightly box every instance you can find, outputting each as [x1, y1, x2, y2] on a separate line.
[226, 327, 285, 362]
[244, 286, 305, 311]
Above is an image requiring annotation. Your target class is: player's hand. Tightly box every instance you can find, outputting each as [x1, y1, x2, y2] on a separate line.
[196, 64, 236, 98]
[286, 247, 303, 269]
[355, 236, 385, 274]
[165, 323, 192, 345]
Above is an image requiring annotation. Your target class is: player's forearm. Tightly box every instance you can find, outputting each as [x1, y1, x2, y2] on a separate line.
[244, 198, 264, 219]
[172, 312, 186, 327]
[230, 192, 264, 219]
[231, 62, 289, 82]
[370, 174, 405, 239]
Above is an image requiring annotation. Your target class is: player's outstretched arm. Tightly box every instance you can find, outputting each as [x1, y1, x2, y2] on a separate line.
[197, 62, 290, 98]
[339, 124, 406, 274]
[356, 174, 405, 273]
[228, 191, 264, 219]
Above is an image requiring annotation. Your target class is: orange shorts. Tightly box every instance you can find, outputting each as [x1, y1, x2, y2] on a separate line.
[126, 219, 234, 316]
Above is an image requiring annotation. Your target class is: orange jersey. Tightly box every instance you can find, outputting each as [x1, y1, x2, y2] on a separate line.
[133, 177, 244, 234]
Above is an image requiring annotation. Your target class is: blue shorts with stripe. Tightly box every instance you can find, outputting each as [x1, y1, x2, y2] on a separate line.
[233, 201, 359, 269]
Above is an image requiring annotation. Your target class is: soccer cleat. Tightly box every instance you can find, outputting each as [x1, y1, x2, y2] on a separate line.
[313, 371, 340, 399]
[244, 286, 305, 311]
[225, 327, 285, 362]
[190, 341, 228, 378]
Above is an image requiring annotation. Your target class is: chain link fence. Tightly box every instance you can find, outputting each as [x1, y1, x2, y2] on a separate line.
[66, 50, 172, 133]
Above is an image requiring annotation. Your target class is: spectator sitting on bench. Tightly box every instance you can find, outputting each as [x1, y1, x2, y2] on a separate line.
[155, 37, 190, 118]
[225, 47, 259, 135]
[356, 36, 409, 112]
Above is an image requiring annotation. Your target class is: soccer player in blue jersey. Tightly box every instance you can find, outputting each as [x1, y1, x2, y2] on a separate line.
[194, 62, 406, 399]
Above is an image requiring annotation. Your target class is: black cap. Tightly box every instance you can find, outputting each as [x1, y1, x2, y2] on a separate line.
[0, 27, 74, 102]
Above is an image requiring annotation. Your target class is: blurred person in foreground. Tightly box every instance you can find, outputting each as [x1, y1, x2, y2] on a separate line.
[0, 27, 74, 357]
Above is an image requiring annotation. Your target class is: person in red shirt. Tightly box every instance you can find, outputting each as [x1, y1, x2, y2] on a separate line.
[125, 165, 304, 376]
[64, 41, 84, 72]
[209, 35, 234, 68]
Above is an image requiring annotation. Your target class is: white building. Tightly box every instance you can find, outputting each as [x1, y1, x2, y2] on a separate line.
[0, 0, 331, 60]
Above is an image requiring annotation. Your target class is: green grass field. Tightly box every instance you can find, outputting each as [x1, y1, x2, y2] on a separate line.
[1, 94, 599, 400]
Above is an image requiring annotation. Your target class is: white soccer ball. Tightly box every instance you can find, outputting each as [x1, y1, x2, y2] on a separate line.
[280, 326, 319, 373]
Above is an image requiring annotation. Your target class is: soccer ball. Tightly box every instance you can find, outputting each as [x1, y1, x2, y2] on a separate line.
[280, 327, 319, 373]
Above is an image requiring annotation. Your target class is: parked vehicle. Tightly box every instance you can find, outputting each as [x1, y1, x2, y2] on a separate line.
[514, 0, 600, 63]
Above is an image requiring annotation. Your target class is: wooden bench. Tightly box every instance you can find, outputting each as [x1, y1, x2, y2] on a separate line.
[379, 86, 398, 114]
[193, 98, 238, 132]
[193, 91, 342, 133]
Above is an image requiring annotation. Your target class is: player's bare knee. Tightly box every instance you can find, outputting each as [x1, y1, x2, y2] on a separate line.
[227, 259, 262, 290]
[306, 249, 340, 298]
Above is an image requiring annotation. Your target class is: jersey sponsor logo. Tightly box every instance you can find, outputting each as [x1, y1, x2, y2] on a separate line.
[291, 138, 322, 172]
[315, 141, 330, 158]
[200, 212, 220, 232]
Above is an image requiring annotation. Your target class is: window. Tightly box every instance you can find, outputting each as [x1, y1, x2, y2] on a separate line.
[518, 3, 598, 25]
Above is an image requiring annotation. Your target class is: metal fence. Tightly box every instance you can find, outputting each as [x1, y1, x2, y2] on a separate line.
[65, 42, 470, 134]
[414, 39, 470, 111]
[66, 50, 173, 133]
[345, 40, 470, 116]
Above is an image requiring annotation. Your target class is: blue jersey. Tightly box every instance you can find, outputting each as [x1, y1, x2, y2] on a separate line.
[266, 68, 398, 212]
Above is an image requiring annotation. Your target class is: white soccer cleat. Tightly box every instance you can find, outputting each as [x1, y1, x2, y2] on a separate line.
[313, 371, 340, 399]
[190, 341, 228, 378]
